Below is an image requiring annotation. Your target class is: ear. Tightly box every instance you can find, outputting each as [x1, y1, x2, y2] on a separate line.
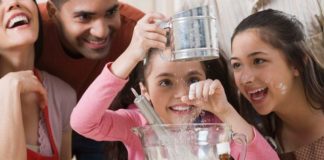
[46, 1, 58, 19]
[139, 82, 150, 101]
[292, 66, 300, 76]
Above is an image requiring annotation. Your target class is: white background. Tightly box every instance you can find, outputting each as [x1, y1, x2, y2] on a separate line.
[36, 0, 179, 16]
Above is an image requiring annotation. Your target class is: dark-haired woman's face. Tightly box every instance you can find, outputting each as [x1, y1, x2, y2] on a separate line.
[231, 29, 300, 115]
[0, 0, 39, 50]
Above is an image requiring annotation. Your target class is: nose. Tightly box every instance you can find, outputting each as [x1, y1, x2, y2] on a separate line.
[173, 79, 189, 98]
[238, 67, 255, 85]
[7, 0, 21, 11]
[90, 19, 109, 39]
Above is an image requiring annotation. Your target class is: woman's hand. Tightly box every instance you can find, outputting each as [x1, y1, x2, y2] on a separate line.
[1, 70, 48, 108]
[0, 70, 48, 159]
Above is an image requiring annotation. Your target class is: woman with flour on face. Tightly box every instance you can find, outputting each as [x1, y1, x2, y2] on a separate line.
[230, 9, 324, 159]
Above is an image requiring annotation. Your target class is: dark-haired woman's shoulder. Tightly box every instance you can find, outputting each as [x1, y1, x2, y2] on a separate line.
[279, 136, 324, 160]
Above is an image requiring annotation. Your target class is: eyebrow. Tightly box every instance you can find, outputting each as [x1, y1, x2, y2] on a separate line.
[73, 11, 95, 16]
[230, 51, 266, 61]
[73, 3, 119, 16]
[107, 4, 119, 13]
[155, 70, 204, 78]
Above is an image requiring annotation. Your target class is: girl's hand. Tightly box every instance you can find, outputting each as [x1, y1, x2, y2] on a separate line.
[1, 70, 48, 108]
[125, 12, 168, 62]
[182, 79, 255, 143]
[181, 79, 233, 117]
[111, 12, 168, 79]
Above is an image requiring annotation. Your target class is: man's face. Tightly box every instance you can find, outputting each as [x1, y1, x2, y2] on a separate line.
[51, 0, 121, 59]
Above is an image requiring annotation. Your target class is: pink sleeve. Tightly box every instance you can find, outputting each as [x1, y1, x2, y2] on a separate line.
[231, 127, 279, 160]
[70, 63, 145, 142]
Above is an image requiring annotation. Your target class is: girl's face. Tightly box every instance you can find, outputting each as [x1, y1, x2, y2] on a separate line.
[231, 29, 300, 115]
[142, 54, 206, 124]
[0, 0, 39, 50]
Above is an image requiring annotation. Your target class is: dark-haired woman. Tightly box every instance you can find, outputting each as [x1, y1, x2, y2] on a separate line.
[0, 0, 76, 159]
[230, 9, 324, 159]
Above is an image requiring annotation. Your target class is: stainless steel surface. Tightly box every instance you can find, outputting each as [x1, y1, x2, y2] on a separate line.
[159, 6, 219, 61]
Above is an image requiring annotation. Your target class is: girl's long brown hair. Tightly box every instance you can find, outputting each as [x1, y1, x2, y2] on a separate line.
[231, 9, 324, 139]
[106, 49, 240, 159]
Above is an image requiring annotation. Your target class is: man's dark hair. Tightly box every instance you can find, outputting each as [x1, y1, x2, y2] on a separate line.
[51, 0, 67, 8]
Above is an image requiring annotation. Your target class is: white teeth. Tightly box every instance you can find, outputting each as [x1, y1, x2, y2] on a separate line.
[88, 39, 106, 44]
[8, 15, 28, 28]
[171, 106, 191, 111]
[248, 88, 265, 94]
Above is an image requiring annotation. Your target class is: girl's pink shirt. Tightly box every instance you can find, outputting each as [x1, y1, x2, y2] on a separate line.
[70, 63, 279, 160]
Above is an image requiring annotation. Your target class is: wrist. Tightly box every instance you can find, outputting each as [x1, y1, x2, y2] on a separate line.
[124, 46, 144, 63]
[7, 76, 21, 92]
[219, 106, 254, 143]
[111, 49, 142, 79]
[215, 103, 236, 120]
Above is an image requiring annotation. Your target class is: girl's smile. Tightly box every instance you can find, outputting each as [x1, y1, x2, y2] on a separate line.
[142, 53, 206, 124]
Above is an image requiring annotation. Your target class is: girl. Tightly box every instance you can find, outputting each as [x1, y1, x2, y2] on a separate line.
[0, 0, 76, 159]
[230, 9, 324, 159]
[71, 13, 278, 159]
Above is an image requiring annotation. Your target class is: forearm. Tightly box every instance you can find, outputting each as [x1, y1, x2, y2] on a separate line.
[231, 128, 280, 160]
[0, 80, 26, 160]
[110, 48, 141, 79]
[217, 105, 254, 143]
[60, 129, 72, 160]
[217, 106, 279, 159]
[205, 103, 277, 159]
[70, 65, 127, 135]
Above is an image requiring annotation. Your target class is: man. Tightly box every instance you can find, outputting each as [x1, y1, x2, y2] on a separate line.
[213, 0, 324, 65]
[36, 0, 144, 159]
[38, 0, 144, 98]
